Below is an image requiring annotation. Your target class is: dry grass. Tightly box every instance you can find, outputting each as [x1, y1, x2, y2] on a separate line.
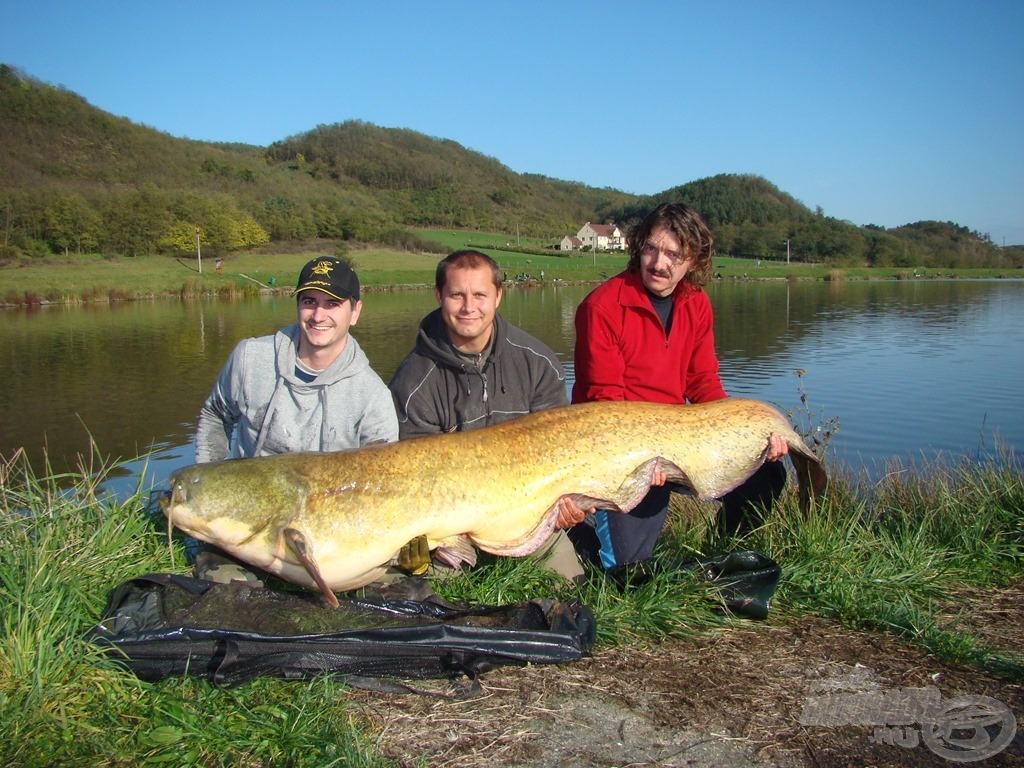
[349, 587, 1024, 767]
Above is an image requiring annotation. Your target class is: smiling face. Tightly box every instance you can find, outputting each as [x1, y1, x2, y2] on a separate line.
[435, 265, 502, 354]
[295, 289, 362, 365]
[638, 226, 694, 297]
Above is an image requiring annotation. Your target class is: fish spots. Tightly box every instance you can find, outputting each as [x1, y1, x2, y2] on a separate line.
[162, 398, 827, 598]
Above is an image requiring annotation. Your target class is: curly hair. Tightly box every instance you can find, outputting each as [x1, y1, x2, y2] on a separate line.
[626, 203, 714, 287]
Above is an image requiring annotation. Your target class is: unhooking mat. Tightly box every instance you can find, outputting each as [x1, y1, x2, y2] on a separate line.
[87, 574, 596, 688]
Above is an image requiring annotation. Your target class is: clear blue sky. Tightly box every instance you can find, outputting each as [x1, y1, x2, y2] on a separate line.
[4, 1, 1022, 245]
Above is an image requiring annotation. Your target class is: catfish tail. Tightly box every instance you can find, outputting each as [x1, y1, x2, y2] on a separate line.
[789, 450, 828, 514]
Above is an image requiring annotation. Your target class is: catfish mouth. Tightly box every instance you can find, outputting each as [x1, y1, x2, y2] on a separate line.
[163, 497, 275, 550]
[158, 488, 205, 569]
[161, 503, 208, 539]
[159, 485, 210, 540]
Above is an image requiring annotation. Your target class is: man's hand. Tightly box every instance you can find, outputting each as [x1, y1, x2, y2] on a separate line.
[555, 497, 587, 529]
[767, 433, 789, 461]
[398, 535, 431, 575]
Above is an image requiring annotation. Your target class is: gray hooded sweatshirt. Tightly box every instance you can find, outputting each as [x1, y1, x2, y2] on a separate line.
[195, 323, 398, 462]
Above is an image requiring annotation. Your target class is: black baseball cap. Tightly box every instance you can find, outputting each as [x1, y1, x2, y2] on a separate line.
[292, 257, 360, 301]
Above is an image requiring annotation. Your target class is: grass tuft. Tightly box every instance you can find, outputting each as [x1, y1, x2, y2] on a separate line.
[1, 445, 1021, 765]
[0, 451, 384, 767]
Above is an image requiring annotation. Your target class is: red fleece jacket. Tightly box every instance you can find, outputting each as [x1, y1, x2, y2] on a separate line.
[572, 269, 727, 405]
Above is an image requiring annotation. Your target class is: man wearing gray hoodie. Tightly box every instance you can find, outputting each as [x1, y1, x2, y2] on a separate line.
[196, 257, 398, 462]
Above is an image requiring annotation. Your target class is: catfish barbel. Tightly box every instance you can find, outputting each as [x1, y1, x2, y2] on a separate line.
[161, 398, 827, 607]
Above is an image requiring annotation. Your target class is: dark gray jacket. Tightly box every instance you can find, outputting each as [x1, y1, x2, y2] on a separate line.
[389, 309, 567, 439]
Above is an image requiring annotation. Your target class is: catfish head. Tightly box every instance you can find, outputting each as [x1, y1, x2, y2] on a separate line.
[160, 457, 348, 607]
[160, 458, 302, 566]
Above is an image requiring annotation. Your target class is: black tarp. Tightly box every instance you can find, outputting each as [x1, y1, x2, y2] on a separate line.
[87, 574, 596, 688]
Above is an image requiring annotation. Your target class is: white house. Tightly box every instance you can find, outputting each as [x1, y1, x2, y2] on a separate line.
[560, 235, 583, 251]
[565, 222, 626, 251]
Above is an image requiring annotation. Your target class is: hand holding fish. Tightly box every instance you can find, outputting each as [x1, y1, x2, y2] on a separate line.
[767, 432, 789, 461]
[555, 497, 587, 529]
[398, 535, 432, 575]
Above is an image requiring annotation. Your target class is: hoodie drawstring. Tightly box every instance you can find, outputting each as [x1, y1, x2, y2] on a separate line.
[496, 358, 506, 395]
[318, 387, 329, 449]
[461, 363, 491, 403]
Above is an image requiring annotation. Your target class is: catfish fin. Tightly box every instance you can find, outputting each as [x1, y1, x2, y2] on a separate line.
[431, 534, 478, 570]
[654, 457, 695, 491]
[282, 527, 340, 608]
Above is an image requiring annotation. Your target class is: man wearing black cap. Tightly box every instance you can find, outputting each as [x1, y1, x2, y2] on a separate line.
[196, 256, 398, 462]
[192, 257, 399, 583]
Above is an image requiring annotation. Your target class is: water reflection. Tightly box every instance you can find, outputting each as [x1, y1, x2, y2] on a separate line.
[1, 280, 1020, 498]
[714, 280, 1023, 474]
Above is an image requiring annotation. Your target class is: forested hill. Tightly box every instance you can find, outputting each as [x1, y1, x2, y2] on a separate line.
[1, 64, 1017, 269]
[265, 121, 634, 236]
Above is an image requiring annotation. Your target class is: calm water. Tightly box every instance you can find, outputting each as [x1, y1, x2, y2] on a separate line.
[1, 280, 1021, 497]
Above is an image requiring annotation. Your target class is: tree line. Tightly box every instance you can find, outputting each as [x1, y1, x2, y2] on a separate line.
[1, 64, 1019, 269]
[609, 175, 1018, 269]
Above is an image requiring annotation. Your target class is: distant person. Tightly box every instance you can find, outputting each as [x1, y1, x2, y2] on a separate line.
[389, 249, 585, 582]
[193, 256, 399, 580]
[569, 202, 789, 572]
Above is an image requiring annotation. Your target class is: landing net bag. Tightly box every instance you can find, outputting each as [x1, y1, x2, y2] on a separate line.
[87, 574, 596, 688]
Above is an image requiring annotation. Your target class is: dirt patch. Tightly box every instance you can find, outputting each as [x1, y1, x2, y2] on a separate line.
[936, 580, 1024, 653]
[351, 587, 1023, 767]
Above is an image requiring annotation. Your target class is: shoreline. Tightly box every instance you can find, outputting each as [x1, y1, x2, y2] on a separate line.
[4, 273, 1023, 309]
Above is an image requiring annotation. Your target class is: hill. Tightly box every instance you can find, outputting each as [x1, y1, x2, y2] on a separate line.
[1, 64, 1017, 269]
[265, 121, 634, 237]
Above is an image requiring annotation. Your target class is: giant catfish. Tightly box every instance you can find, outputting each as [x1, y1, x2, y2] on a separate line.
[162, 398, 827, 607]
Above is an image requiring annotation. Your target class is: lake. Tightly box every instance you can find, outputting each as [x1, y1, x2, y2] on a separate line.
[1, 279, 1021, 498]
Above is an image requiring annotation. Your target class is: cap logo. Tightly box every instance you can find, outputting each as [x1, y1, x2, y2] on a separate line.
[311, 260, 334, 277]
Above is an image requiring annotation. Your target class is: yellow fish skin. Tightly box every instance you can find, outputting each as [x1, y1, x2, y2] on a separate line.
[161, 398, 827, 606]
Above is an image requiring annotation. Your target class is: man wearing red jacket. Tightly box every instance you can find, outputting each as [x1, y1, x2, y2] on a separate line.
[568, 202, 789, 571]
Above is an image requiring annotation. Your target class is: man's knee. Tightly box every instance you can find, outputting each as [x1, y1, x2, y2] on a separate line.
[532, 529, 585, 581]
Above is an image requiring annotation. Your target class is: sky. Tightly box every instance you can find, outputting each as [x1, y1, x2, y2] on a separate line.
[3, 1, 1023, 245]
